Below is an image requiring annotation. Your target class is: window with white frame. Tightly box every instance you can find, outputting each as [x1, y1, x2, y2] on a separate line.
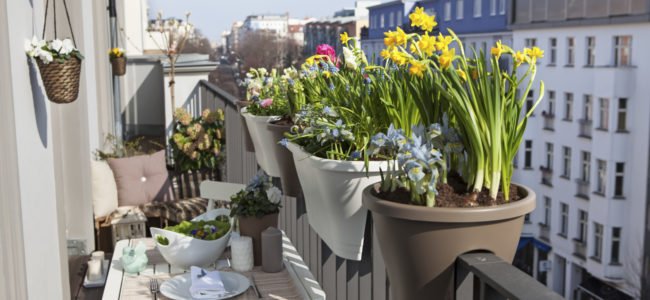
[581, 151, 591, 182]
[596, 159, 607, 194]
[490, 0, 497, 15]
[397, 12, 402, 26]
[457, 0, 465, 19]
[614, 36, 632, 66]
[499, 0, 506, 15]
[567, 37, 575, 66]
[549, 38, 557, 65]
[614, 162, 625, 197]
[525, 38, 537, 48]
[578, 210, 588, 242]
[389, 12, 395, 27]
[562, 146, 571, 178]
[545, 142, 554, 170]
[560, 203, 568, 237]
[586, 37, 596, 66]
[593, 223, 603, 260]
[524, 140, 533, 168]
[583, 95, 593, 121]
[611, 227, 621, 264]
[474, 0, 482, 17]
[617, 98, 627, 132]
[544, 196, 551, 226]
[599, 98, 609, 130]
[547, 90, 555, 115]
[380, 13, 385, 28]
[564, 93, 573, 121]
[445, 0, 452, 20]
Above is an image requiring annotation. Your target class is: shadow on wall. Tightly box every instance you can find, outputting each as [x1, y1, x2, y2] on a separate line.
[28, 59, 48, 147]
[123, 61, 165, 139]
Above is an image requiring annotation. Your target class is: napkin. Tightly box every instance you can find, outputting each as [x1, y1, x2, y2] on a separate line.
[189, 266, 227, 299]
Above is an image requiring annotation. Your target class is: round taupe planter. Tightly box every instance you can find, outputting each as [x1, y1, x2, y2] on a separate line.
[266, 122, 301, 197]
[362, 184, 536, 300]
[238, 213, 279, 266]
[236, 101, 255, 152]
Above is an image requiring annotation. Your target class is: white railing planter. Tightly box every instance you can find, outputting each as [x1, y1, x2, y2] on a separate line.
[286, 142, 388, 261]
[241, 108, 283, 176]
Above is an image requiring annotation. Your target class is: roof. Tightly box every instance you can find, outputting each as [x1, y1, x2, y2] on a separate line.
[367, 0, 404, 10]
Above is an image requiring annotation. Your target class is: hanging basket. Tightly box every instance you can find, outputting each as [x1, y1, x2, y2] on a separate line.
[36, 57, 82, 104]
[111, 56, 127, 76]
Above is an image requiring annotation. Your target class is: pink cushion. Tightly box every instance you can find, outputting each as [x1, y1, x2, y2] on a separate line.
[107, 150, 174, 206]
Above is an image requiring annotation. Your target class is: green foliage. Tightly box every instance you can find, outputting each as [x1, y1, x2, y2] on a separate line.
[171, 108, 225, 172]
[156, 216, 231, 244]
[94, 134, 162, 161]
[229, 171, 282, 218]
[242, 68, 291, 117]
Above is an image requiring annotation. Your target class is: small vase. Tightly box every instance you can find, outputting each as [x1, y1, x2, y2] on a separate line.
[238, 213, 279, 266]
[110, 56, 126, 76]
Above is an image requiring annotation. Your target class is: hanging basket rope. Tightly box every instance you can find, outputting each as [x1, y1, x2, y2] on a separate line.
[37, 0, 82, 104]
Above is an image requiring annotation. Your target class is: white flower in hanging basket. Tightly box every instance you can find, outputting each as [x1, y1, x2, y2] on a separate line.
[25, 35, 83, 64]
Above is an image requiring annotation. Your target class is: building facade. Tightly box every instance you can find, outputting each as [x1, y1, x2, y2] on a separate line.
[242, 14, 290, 37]
[362, 1, 414, 65]
[510, 0, 650, 298]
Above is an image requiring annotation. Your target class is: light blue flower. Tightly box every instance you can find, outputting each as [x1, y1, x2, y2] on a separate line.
[405, 161, 425, 182]
[350, 151, 361, 160]
[278, 138, 289, 147]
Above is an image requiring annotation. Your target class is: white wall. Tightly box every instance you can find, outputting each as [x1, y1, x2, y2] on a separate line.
[122, 56, 166, 137]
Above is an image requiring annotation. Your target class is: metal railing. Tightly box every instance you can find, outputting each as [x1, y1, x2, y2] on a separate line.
[541, 166, 553, 186]
[579, 119, 593, 139]
[576, 179, 590, 200]
[542, 112, 555, 131]
[573, 239, 587, 259]
[539, 223, 550, 242]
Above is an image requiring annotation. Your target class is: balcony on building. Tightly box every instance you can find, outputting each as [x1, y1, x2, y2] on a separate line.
[578, 119, 593, 139]
[542, 111, 555, 131]
[538, 223, 550, 242]
[573, 238, 587, 260]
[540, 166, 553, 187]
[575, 179, 590, 200]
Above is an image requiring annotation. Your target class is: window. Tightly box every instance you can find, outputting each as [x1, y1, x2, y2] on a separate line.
[545, 143, 554, 170]
[611, 227, 621, 264]
[593, 223, 603, 260]
[544, 197, 551, 226]
[567, 37, 575, 66]
[596, 159, 607, 194]
[474, 0, 482, 17]
[526, 90, 534, 115]
[560, 203, 568, 237]
[490, 0, 497, 15]
[389, 12, 395, 27]
[525, 38, 537, 48]
[578, 210, 588, 242]
[444, 1, 452, 20]
[599, 98, 609, 130]
[547, 90, 555, 115]
[614, 162, 625, 197]
[614, 36, 632, 66]
[564, 93, 573, 121]
[524, 140, 533, 168]
[457, 0, 464, 19]
[581, 151, 591, 182]
[397, 13, 402, 26]
[499, 0, 506, 15]
[549, 38, 557, 65]
[583, 95, 593, 121]
[562, 146, 571, 178]
[586, 37, 596, 66]
[380, 14, 385, 28]
[617, 98, 627, 132]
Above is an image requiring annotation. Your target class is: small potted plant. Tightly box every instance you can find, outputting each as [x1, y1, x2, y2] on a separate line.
[230, 170, 282, 266]
[170, 108, 225, 172]
[108, 47, 126, 76]
[25, 36, 84, 103]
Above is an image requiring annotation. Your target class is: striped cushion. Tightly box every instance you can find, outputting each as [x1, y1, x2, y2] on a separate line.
[139, 198, 231, 224]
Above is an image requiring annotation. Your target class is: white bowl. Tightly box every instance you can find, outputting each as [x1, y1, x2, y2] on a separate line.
[150, 208, 232, 269]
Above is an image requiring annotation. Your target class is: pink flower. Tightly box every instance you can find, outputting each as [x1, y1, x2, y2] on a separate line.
[316, 44, 337, 63]
[260, 98, 273, 108]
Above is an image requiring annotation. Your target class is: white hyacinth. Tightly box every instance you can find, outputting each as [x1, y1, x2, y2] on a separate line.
[343, 47, 357, 70]
[266, 187, 282, 204]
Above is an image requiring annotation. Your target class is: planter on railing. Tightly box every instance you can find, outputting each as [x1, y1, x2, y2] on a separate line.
[286, 142, 388, 261]
[236, 101, 255, 152]
[362, 183, 536, 300]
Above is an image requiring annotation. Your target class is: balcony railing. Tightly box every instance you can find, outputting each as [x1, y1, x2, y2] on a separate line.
[542, 112, 555, 131]
[199, 79, 563, 300]
[539, 223, 550, 242]
[573, 239, 587, 260]
[575, 179, 590, 200]
[578, 119, 593, 139]
[540, 166, 553, 186]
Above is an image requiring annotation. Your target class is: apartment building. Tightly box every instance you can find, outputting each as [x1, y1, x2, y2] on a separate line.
[510, 0, 650, 299]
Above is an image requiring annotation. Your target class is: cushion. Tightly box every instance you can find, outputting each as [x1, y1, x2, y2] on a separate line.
[140, 197, 212, 224]
[107, 150, 174, 206]
[91, 160, 119, 218]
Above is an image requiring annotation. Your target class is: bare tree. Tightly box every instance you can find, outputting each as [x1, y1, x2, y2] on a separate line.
[237, 31, 303, 71]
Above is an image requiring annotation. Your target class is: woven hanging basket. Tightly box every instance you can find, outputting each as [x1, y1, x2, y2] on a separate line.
[36, 57, 82, 104]
[111, 56, 126, 76]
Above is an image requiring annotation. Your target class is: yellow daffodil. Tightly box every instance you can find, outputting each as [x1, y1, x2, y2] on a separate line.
[419, 14, 437, 32]
[470, 68, 479, 80]
[491, 40, 503, 59]
[322, 71, 332, 78]
[409, 7, 425, 27]
[410, 7, 437, 32]
[380, 48, 392, 59]
[438, 48, 455, 69]
[514, 50, 528, 66]
[525, 46, 544, 60]
[417, 33, 437, 57]
[409, 60, 426, 78]
[457, 68, 467, 81]
[340, 32, 351, 45]
[384, 31, 397, 47]
[390, 51, 410, 66]
[434, 33, 453, 52]
[305, 55, 316, 66]
[384, 27, 408, 47]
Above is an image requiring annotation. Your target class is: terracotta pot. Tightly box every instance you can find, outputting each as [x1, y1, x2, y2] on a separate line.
[110, 56, 126, 76]
[238, 213, 279, 266]
[236, 101, 255, 152]
[266, 122, 300, 197]
[362, 183, 536, 300]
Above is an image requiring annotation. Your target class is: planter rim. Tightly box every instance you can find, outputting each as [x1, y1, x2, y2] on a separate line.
[240, 107, 281, 122]
[362, 183, 536, 223]
[286, 141, 391, 173]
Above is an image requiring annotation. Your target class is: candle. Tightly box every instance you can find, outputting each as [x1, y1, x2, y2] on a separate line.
[87, 259, 102, 281]
[91, 251, 105, 261]
[261, 227, 283, 273]
[231, 236, 254, 272]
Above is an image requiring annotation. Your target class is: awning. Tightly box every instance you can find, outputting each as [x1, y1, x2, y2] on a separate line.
[517, 237, 551, 252]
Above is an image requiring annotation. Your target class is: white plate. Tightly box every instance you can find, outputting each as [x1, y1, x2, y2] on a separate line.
[160, 272, 250, 300]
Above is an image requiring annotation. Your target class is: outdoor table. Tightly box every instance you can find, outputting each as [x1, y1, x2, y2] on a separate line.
[102, 236, 325, 299]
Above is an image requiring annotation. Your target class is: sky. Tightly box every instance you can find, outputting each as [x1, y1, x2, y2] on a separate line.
[148, 0, 362, 43]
